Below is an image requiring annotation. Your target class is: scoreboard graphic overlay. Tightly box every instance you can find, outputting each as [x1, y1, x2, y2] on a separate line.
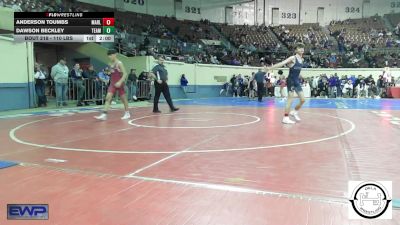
[14, 12, 115, 42]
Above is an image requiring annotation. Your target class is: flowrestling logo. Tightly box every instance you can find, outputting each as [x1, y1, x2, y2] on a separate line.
[348, 181, 392, 219]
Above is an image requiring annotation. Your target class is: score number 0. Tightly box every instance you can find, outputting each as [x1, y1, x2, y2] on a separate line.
[102, 18, 115, 26]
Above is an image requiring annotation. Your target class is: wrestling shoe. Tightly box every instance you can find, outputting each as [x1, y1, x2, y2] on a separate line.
[121, 112, 131, 120]
[95, 113, 107, 121]
[282, 116, 296, 124]
[289, 110, 301, 121]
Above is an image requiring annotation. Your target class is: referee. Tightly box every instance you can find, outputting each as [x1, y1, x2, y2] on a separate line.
[151, 56, 179, 113]
[254, 68, 266, 102]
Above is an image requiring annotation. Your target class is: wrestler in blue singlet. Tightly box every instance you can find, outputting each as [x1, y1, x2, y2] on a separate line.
[287, 56, 303, 93]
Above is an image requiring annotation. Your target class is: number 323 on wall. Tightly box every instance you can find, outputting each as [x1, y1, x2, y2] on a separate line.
[281, 13, 297, 19]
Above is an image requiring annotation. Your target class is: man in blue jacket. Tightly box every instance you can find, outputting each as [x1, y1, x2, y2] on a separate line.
[328, 74, 338, 98]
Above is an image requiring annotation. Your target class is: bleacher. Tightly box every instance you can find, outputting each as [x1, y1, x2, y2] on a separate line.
[216, 24, 278, 50]
[328, 16, 389, 48]
[385, 12, 400, 27]
[3, 0, 400, 68]
[272, 23, 331, 51]
[162, 18, 221, 42]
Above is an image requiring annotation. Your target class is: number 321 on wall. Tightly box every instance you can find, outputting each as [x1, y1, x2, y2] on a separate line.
[185, 6, 201, 14]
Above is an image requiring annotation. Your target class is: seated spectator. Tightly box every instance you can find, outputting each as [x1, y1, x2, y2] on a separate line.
[210, 56, 219, 64]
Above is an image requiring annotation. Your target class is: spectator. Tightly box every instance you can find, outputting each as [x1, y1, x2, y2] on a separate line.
[328, 74, 338, 98]
[210, 56, 219, 64]
[376, 75, 384, 98]
[12, 2, 22, 11]
[248, 73, 257, 100]
[395, 76, 400, 86]
[368, 82, 378, 99]
[51, 57, 69, 107]
[268, 75, 276, 97]
[180, 74, 188, 98]
[318, 79, 329, 98]
[311, 76, 318, 97]
[237, 74, 244, 97]
[254, 68, 266, 102]
[329, 54, 337, 67]
[94, 67, 110, 105]
[357, 80, 368, 98]
[138, 71, 148, 81]
[127, 69, 138, 101]
[338, 75, 347, 98]
[84, 64, 97, 101]
[343, 80, 353, 98]
[220, 82, 229, 96]
[353, 75, 363, 97]
[230, 75, 238, 97]
[34, 63, 47, 107]
[389, 76, 396, 86]
[383, 67, 392, 85]
[70, 63, 87, 106]
[277, 73, 287, 100]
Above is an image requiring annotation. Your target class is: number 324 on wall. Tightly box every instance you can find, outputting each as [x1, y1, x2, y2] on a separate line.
[345, 7, 360, 13]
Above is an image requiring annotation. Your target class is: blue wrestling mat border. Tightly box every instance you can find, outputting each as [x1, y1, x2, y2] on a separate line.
[0, 160, 18, 169]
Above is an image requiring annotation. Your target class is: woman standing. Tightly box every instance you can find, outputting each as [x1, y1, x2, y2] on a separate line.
[265, 43, 306, 124]
[34, 63, 47, 107]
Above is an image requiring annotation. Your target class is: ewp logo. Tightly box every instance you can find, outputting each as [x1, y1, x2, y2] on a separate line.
[7, 204, 49, 220]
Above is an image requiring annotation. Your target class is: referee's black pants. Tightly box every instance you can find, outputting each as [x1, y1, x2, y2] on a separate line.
[257, 82, 264, 102]
[153, 81, 175, 112]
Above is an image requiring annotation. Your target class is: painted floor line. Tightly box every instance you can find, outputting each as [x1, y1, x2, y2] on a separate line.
[8, 112, 356, 154]
[125, 135, 220, 176]
[126, 175, 348, 205]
